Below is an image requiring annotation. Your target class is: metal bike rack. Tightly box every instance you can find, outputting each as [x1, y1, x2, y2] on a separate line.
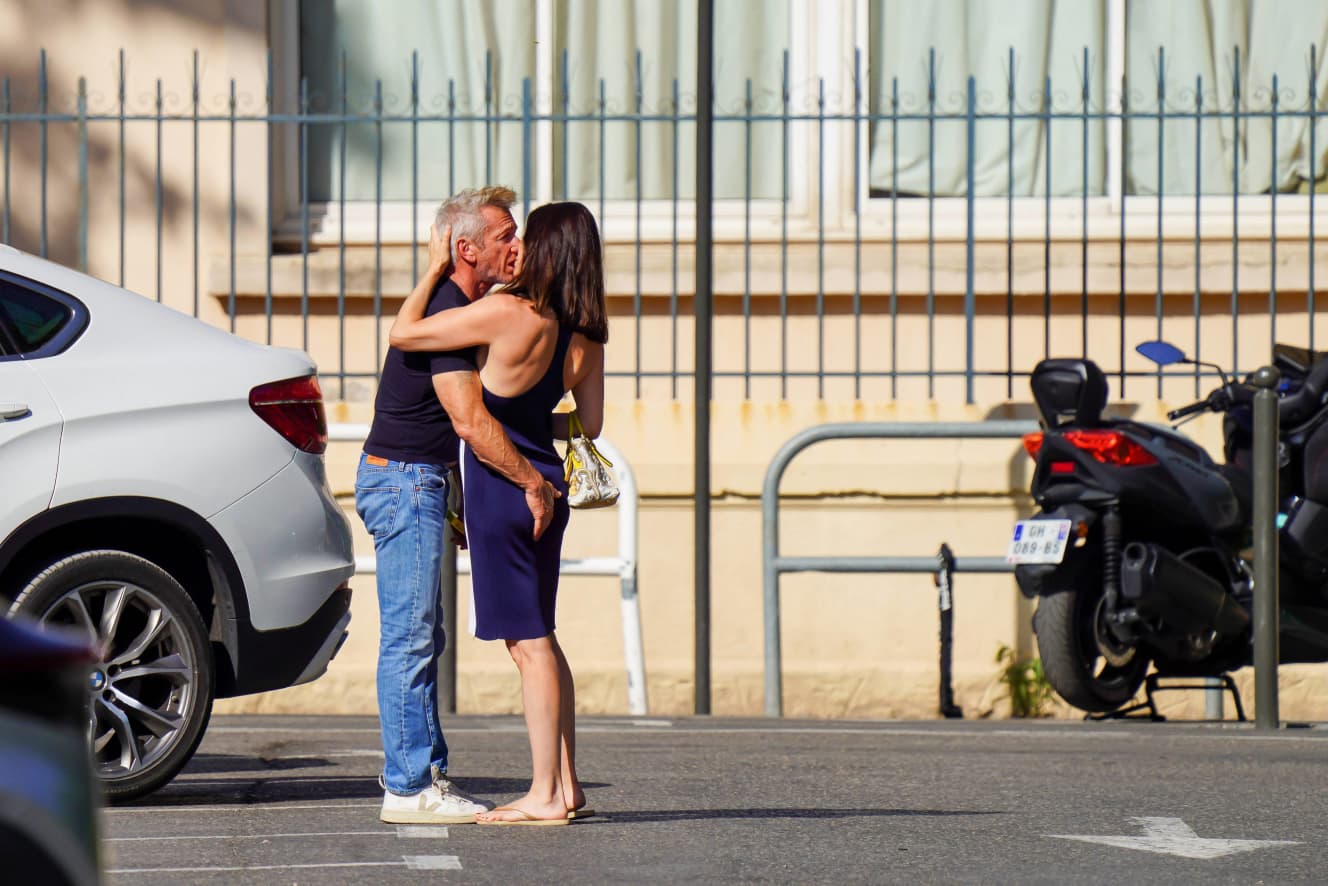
[331, 424, 647, 716]
[761, 421, 1037, 717]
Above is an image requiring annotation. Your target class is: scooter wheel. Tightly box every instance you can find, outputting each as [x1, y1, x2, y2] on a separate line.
[1035, 588, 1149, 713]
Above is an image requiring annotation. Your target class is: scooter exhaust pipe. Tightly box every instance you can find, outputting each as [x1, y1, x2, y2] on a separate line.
[1119, 542, 1250, 637]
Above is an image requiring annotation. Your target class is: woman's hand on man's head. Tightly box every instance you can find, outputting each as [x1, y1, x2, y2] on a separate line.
[428, 223, 453, 275]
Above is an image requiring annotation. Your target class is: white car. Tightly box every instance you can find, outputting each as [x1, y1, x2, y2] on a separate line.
[0, 244, 355, 801]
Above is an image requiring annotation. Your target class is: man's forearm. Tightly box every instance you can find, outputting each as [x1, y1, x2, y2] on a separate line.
[432, 356, 557, 539]
[456, 408, 543, 491]
[457, 400, 558, 541]
[435, 371, 540, 490]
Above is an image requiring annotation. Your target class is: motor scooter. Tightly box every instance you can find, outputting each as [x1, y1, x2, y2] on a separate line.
[1012, 341, 1328, 714]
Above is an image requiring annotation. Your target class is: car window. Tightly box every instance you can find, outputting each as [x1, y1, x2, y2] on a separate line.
[0, 278, 72, 353]
[0, 273, 87, 359]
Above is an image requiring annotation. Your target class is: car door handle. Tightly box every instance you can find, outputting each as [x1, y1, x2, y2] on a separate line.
[1, 403, 31, 420]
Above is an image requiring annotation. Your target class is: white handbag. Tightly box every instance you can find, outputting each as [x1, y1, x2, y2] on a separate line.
[563, 410, 619, 509]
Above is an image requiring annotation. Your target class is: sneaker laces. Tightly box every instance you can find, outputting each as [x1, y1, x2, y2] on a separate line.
[432, 768, 492, 810]
[435, 775, 475, 800]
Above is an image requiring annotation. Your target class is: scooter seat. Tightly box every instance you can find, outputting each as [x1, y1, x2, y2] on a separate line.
[1274, 343, 1328, 376]
[1279, 354, 1328, 426]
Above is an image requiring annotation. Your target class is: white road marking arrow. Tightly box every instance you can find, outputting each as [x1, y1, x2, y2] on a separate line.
[1046, 817, 1302, 860]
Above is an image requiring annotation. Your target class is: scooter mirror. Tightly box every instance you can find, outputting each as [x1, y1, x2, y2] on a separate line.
[1136, 340, 1187, 366]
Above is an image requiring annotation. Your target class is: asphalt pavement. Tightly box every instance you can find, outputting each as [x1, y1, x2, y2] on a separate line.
[101, 714, 1328, 885]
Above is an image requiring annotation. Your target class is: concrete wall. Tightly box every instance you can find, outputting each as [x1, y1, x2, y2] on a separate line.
[212, 399, 1328, 723]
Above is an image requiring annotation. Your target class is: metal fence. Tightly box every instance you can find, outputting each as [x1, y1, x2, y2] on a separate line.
[1, 47, 1325, 403]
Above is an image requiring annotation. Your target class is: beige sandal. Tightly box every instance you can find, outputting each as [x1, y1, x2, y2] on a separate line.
[476, 805, 570, 827]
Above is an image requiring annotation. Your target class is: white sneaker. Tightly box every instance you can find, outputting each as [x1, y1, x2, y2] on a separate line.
[380, 782, 489, 824]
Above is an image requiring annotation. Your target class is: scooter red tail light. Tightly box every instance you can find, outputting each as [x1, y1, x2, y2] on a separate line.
[1063, 429, 1158, 466]
[1022, 432, 1044, 459]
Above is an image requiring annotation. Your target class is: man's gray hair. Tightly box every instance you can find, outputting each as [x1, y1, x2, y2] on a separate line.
[434, 186, 517, 262]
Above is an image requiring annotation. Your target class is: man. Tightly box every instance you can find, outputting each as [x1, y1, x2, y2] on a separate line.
[355, 186, 555, 824]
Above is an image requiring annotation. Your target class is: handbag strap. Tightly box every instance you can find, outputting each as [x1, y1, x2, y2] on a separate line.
[565, 409, 613, 467]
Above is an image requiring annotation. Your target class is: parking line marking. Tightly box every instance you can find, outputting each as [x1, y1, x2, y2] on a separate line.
[106, 830, 389, 842]
[108, 861, 428, 873]
[397, 826, 450, 838]
[404, 855, 462, 870]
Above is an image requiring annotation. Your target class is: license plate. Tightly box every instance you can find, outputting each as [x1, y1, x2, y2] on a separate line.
[1007, 519, 1073, 564]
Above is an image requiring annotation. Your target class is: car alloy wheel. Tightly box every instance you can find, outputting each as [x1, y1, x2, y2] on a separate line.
[9, 550, 213, 801]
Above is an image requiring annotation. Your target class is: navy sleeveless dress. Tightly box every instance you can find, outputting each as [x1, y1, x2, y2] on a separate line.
[462, 324, 573, 641]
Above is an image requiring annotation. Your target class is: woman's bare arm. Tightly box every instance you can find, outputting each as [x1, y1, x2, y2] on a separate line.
[390, 223, 510, 352]
[391, 294, 510, 352]
[389, 225, 512, 352]
[566, 339, 605, 438]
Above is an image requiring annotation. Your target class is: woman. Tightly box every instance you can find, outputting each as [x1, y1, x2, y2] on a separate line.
[389, 202, 608, 826]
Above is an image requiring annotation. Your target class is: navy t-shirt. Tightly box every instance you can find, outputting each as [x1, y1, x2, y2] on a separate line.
[363, 278, 477, 466]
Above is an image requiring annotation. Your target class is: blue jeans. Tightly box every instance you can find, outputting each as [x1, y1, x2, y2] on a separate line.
[354, 454, 451, 795]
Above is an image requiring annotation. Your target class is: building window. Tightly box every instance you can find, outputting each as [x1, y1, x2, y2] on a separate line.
[284, 0, 1328, 244]
[1123, 0, 1328, 196]
[296, 0, 791, 210]
[868, 0, 1108, 198]
[866, 0, 1328, 200]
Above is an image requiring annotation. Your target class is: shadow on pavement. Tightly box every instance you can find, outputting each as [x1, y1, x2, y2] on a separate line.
[184, 753, 334, 773]
[116, 775, 611, 807]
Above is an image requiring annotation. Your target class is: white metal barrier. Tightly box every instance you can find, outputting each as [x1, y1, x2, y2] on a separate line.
[330, 423, 646, 715]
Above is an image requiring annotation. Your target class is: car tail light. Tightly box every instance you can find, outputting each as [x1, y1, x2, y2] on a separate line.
[1063, 429, 1157, 466]
[249, 375, 328, 454]
[1022, 432, 1044, 459]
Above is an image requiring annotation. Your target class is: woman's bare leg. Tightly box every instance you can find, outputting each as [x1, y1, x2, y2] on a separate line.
[476, 635, 566, 822]
[549, 633, 584, 811]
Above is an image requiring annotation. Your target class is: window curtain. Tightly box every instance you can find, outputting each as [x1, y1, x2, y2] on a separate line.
[301, 0, 535, 202]
[300, 0, 790, 204]
[1125, 0, 1328, 195]
[555, 0, 789, 200]
[868, 0, 1108, 197]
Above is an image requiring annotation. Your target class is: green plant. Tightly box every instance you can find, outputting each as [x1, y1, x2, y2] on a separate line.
[994, 643, 1055, 718]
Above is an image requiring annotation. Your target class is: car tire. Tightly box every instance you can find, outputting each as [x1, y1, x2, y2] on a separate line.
[8, 550, 214, 802]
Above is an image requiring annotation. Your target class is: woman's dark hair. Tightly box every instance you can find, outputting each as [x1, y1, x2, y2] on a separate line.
[506, 202, 608, 344]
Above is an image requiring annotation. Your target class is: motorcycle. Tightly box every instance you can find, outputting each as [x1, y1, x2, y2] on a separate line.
[1011, 340, 1328, 714]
